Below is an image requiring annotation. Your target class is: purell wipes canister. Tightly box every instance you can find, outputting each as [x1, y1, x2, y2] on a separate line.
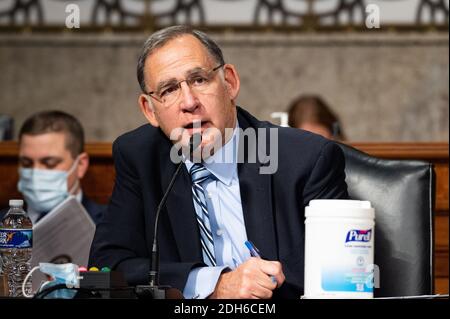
[304, 200, 375, 299]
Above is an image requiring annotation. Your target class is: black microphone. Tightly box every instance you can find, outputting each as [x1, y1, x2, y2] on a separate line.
[135, 133, 201, 299]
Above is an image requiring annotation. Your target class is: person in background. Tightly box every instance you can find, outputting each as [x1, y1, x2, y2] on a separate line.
[0, 111, 105, 224]
[0, 114, 13, 141]
[287, 95, 346, 141]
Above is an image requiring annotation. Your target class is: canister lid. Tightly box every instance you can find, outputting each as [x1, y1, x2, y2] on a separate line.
[305, 199, 375, 219]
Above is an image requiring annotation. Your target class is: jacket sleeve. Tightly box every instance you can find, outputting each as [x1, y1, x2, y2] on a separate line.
[88, 138, 151, 284]
[302, 141, 349, 206]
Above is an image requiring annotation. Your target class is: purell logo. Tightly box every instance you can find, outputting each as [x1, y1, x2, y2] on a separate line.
[345, 229, 372, 243]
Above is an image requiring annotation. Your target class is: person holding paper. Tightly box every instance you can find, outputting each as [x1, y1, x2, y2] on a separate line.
[0, 111, 105, 224]
[89, 25, 348, 299]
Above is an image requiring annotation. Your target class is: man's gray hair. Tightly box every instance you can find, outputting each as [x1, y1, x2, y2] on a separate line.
[137, 25, 225, 93]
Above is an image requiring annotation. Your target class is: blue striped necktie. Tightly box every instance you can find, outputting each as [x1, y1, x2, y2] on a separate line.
[189, 163, 216, 266]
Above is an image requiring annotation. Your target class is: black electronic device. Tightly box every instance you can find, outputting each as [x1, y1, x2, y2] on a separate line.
[75, 271, 135, 299]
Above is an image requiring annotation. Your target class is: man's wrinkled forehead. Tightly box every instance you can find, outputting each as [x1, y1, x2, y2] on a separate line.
[144, 35, 214, 87]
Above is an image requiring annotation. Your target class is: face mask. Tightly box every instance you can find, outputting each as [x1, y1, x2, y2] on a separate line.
[18, 157, 79, 213]
[22, 262, 80, 298]
[39, 262, 80, 288]
[38, 263, 80, 299]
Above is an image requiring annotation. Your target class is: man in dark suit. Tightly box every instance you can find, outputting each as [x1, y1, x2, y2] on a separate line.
[89, 25, 348, 299]
[0, 111, 104, 224]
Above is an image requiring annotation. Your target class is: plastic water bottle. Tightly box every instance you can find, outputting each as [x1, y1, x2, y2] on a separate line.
[0, 199, 33, 297]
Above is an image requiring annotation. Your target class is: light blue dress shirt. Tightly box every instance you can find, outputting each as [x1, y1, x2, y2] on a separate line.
[183, 121, 252, 299]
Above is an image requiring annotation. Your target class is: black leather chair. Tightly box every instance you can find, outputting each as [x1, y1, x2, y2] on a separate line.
[337, 142, 435, 297]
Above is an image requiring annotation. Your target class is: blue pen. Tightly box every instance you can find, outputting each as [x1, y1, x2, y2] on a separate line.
[245, 240, 261, 258]
[245, 240, 277, 284]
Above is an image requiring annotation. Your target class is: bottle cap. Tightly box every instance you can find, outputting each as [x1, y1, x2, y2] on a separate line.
[9, 199, 24, 207]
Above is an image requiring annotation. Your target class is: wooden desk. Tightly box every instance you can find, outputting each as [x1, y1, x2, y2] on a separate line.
[0, 274, 7, 296]
[0, 141, 448, 294]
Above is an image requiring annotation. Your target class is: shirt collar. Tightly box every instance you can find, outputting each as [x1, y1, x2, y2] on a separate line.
[185, 120, 239, 186]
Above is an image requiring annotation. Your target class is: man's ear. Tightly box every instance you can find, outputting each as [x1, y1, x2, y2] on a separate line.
[223, 64, 240, 101]
[138, 94, 160, 127]
[76, 152, 89, 179]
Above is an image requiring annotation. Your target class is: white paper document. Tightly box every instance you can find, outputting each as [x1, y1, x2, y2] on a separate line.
[31, 196, 95, 290]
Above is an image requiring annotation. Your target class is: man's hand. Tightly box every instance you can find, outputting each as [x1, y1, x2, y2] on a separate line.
[209, 257, 285, 299]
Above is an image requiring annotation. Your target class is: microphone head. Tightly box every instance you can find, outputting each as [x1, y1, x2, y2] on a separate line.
[189, 133, 202, 155]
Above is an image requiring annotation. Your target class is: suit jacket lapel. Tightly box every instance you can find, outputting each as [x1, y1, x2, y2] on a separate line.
[157, 108, 278, 263]
[237, 110, 278, 260]
[159, 140, 202, 263]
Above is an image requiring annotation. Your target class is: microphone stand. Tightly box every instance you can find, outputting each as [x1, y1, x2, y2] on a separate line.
[135, 162, 183, 299]
[135, 134, 200, 299]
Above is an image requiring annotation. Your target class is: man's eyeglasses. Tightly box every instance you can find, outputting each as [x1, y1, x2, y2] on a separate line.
[147, 64, 224, 107]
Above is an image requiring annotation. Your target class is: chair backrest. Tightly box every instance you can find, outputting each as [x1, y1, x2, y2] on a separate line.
[337, 142, 435, 297]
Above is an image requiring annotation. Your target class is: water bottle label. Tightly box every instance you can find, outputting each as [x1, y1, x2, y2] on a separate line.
[0, 229, 32, 249]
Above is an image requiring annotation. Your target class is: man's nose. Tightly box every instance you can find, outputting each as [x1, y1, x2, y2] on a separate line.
[32, 163, 47, 170]
[179, 81, 198, 112]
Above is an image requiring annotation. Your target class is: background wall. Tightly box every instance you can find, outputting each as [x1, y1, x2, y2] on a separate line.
[0, 32, 448, 142]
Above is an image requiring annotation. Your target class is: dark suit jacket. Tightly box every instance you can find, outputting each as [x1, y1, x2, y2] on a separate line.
[0, 195, 105, 225]
[89, 107, 348, 298]
[81, 196, 105, 225]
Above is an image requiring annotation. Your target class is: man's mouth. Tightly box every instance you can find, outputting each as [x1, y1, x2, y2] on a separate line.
[183, 120, 209, 130]
[184, 122, 195, 129]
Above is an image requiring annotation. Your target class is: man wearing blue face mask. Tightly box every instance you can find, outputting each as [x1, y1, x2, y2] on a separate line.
[0, 111, 105, 224]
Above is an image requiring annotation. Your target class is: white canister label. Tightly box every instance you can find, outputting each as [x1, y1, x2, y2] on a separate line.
[321, 228, 374, 293]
